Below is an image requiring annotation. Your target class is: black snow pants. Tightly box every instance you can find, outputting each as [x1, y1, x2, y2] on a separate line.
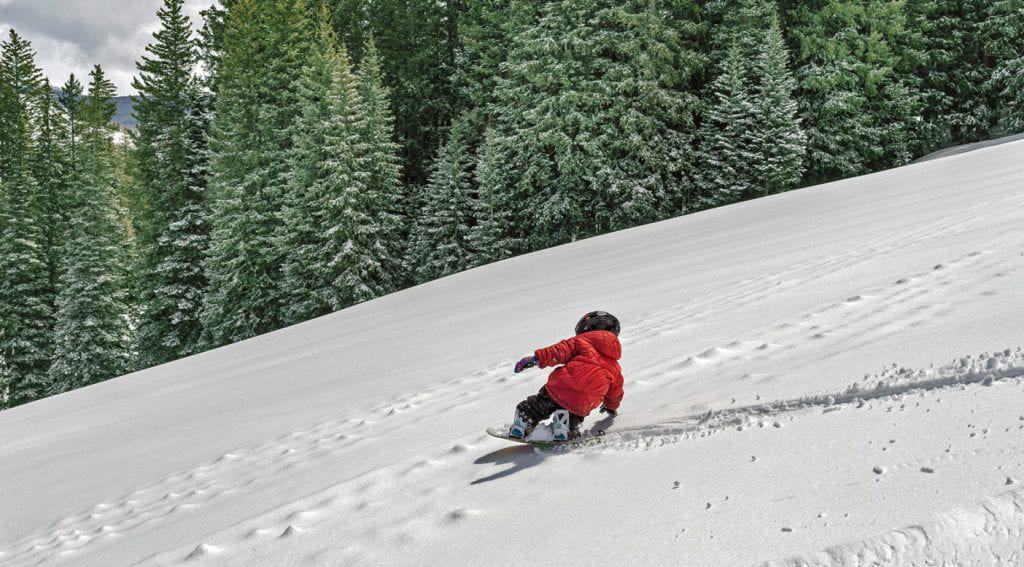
[516, 386, 584, 432]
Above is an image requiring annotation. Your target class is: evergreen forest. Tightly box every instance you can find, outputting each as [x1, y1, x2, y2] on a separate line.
[2, 0, 1023, 408]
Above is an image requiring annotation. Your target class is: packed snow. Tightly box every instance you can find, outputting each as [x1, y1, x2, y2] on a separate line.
[2, 138, 1024, 566]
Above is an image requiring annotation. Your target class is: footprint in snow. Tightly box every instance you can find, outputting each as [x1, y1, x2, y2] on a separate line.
[185, 543, 224, 561]
[445, 509, 481, 523]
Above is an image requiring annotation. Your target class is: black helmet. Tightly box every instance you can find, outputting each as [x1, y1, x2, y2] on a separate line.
[575, 311, 620, 336]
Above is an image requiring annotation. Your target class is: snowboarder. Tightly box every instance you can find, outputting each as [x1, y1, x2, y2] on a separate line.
[508, 311, 624, 441]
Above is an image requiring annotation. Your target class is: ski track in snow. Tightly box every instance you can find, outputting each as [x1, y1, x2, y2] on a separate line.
[2, 162, 1023, 565]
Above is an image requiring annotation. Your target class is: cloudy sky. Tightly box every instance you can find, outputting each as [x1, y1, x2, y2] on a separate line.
[0, 0, 217, 95]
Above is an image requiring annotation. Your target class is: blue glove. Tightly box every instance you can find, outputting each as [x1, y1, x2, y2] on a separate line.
[599, 406, 618, 416]
[514, 355, 539, 373]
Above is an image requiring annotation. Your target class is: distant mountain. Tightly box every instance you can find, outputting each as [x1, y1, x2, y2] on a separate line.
[51, 88, 137, 129]
[113, 96, 137, 129]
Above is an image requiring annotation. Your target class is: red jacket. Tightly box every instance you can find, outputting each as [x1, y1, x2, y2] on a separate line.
[535, 330, 624, 416]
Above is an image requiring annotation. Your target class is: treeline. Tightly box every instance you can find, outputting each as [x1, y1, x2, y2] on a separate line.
[1, 0, 1022, 409]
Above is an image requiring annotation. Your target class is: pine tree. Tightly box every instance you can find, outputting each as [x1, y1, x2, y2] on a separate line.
[0, 30, 54, 407]
[470, 128, 518, 265]
[200, 0, 313, 348]
[131, 0, 210, 368]
[0, 172, 53, 407]
[408, 118, 478, 283]
[49, 66, 133, 393]
[905, 0, 999, 148]
[278, 9, 387, 324]
[357, 37, 407, 291]
[695, 43, 759, 208]
[58, 75, 85, 166]
[790, 0, 921, 184]
[453, 0, 545, 133]
[329, 0, 459, 186]
[197, 0, 238, 94]
[490, 0, 698, 252]
[984, 0, 1024, 132]
[32, 80, 69, 300]
[752, 16, 806, 196]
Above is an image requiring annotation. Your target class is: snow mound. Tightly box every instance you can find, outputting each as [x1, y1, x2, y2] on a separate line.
[766, 489, 1024, 566]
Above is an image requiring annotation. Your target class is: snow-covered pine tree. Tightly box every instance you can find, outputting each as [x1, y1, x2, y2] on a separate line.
[197, 0, 238, 95]
[695, 42, 759, 209]
[200, 0, 313, 348]
[357, 37, 407, 292]
[471, 128, 519, 265]
[0, 172, 53, 407]
[49, 66, 133, 393]
[132, 0, 210, 368]
[415, 0, 544, 272]
[790, 0, 921, 184]
[0, 30, 54, 408]
[408, 117, 478, 283]
[453, 0, 542, 130]
[0, 31, 42, 179]
[906, 0, 1001, 148]
[278, 8, 386, 324]
[490, 0, 698, 252]
[696, 0, 805, 204]
[983, 0, 1024, 133]
[58, 75, 84, 166]
[753, 16, 806, 196]
[32, 79, 69, 303]
[329, 0, 458, 187]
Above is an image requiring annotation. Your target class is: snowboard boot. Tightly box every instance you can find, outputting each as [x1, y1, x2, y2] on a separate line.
[508, 408, 536, 439]
[551, 409, 575, 441]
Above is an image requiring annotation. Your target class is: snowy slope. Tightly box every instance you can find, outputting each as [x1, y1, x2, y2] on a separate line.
[914, 132, 1024, 163]
[2, 139, 1024, 566]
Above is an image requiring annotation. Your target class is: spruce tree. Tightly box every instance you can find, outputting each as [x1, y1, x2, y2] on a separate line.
[0, 172, 53, 407]
[0, 30, 54, 407]
[410, 1, 545, 273]
[753, 17, 806, 196]
[58, 75, 85, 166]
[453, 0, 546, 138]
[278, 10, 386, 324]
[201, 0, 313, 348]
[0, 31, 42, 178]
[49, 66, 133, 393]
[329, 0, 458, 186]
[408, 118, 478, 283]
[695, 43, 759, 208]
[698, 1, 805, 202]
[357, 38, 407, 291]
[471, 128, 518, 266]
[984, 0, 1024, 132]
[790, 0, 921, 184]
[490, 0, 698, 252]
[906, 0, 1000, 148]
[132, 0, 210, 368]
[32, 80, 69, 300]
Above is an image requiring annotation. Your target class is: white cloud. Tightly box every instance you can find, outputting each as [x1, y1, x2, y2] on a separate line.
[0, 0, 217, 94]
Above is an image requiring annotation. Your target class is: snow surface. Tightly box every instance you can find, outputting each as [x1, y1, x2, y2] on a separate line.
[914, 132, 1024, 163]
[2, 139, 1024, 566]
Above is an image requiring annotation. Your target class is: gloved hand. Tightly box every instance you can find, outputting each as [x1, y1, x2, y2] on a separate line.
[599, 406, 618, 416]
[514, 355, 539, 373]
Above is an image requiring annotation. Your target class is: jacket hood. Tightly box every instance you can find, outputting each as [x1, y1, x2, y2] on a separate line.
[580, 330, 621, 360]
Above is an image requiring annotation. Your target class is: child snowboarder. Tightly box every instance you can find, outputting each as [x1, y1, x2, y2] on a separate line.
[509, 311, 624, 441]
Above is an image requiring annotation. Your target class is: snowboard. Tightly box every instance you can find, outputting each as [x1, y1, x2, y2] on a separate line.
[486, 426, 605, 448]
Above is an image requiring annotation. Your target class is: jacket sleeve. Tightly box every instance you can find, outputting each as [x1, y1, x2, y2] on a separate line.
[602, 369, 624, 411]
[534, 337, 578, 368]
